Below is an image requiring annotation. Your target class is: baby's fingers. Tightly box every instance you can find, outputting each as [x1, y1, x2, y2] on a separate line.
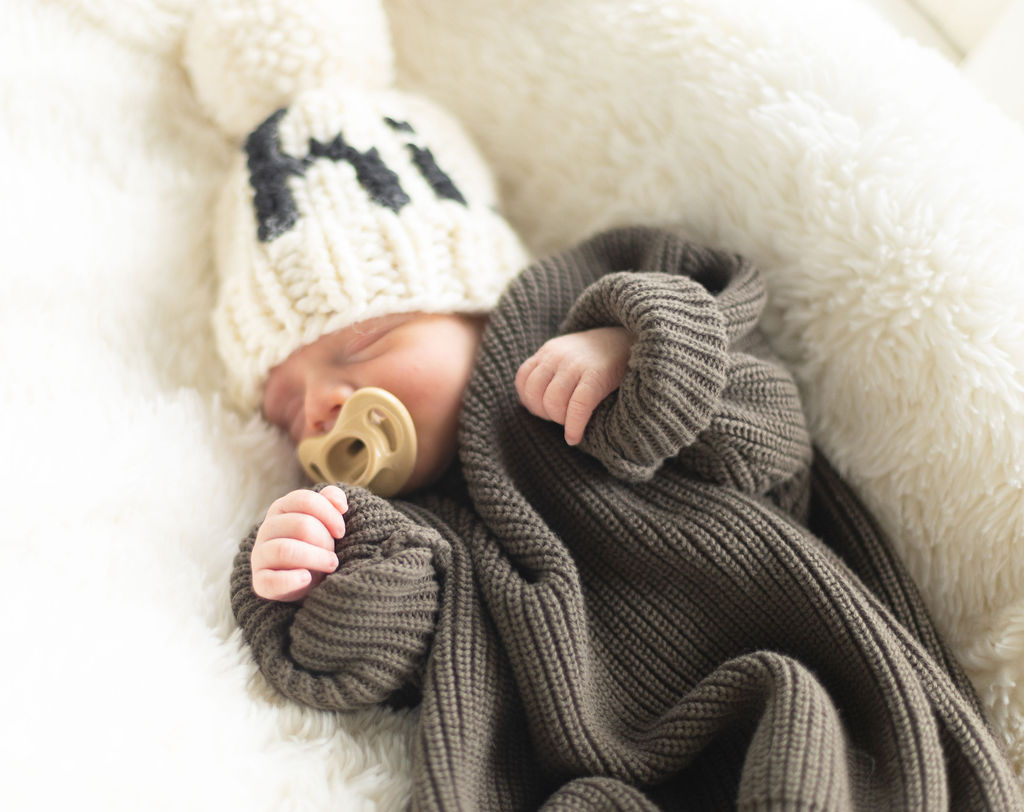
[252, 568, 323, 603]
[538, 365, 583, 428]
[562, 372, 607, 445]
[515, 355, 556, 419]
[318, 485, 348, 532]
[514, 354, 540, 400]
[252, 536, 339, 575]
[266, 488, 346, 540]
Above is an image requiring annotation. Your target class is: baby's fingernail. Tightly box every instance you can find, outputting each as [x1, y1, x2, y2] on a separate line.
[323, 485, 347, 510]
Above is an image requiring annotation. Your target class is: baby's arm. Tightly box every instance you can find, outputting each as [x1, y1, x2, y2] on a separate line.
[515, 327, 634, 446]
[537, 267, 810, 492]
[250, 485, 346, 601]
[514, 269, 726, 482]
[232, 486, 451, 712]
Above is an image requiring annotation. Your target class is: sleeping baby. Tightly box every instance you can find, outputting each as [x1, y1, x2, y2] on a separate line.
[187, 0, 1022, 808]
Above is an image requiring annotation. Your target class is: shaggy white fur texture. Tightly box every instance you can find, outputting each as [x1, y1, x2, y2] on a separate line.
[4, 0, 1024, 807]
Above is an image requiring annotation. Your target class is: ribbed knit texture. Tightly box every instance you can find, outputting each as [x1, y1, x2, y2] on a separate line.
[231, 227, 1021, 810]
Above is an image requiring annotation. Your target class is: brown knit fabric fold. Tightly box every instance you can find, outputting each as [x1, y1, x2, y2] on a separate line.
[231, 227, 1021, 810]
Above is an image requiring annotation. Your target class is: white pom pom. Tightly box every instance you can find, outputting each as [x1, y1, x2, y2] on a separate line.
[183, 0, 395, 140]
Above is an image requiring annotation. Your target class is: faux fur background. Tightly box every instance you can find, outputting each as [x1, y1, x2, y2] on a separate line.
[4, 0, 1024, 807]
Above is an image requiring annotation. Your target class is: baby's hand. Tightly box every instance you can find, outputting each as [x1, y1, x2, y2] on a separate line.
[251, 485, 347, 602]
[515, 326, 634, 445]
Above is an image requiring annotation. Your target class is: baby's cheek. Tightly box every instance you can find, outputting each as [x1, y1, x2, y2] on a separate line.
[407, 402, 460, 485]
[399, 366, 461, 428]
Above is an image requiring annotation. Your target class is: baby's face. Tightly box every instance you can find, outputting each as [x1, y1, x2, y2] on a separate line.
[262, 312, 486, 494]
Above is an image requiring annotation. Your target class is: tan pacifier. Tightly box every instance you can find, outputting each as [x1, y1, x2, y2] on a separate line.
[297, 387, 417, 497]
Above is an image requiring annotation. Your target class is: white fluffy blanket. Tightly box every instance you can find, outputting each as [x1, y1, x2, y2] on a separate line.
[5, 0, 1024, 807]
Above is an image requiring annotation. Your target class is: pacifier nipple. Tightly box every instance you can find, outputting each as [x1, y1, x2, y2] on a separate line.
[297, 387, 417, 497]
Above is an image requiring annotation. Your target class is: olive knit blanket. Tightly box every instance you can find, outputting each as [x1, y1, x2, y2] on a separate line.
[231, 227, 1021, 810]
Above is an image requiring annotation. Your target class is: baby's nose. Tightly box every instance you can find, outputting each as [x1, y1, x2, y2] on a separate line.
[312, 405, 341, 435]
[306, 383, 354, 436]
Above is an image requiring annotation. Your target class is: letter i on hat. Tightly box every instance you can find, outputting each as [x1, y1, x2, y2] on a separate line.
[183, 0, 529, 413]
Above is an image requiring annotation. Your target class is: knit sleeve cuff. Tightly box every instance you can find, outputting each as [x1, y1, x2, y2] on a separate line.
[561, 270, 728, 481]
[288, 526, 447, 701]
[230, 489, 450, 711]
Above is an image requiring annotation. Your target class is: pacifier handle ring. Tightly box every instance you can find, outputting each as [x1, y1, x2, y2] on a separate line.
[296, 387, 417, 497]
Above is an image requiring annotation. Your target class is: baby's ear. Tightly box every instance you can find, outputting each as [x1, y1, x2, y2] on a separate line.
[182, 0, 396, 141]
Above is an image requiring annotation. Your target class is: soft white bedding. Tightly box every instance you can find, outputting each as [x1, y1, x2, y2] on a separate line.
[4, 0, 1024, 807]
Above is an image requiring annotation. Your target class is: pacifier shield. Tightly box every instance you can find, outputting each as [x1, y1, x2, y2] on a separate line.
[296, 387, 417, 497]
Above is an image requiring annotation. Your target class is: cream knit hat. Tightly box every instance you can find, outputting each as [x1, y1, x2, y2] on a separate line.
[184, 0, 528, 412]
